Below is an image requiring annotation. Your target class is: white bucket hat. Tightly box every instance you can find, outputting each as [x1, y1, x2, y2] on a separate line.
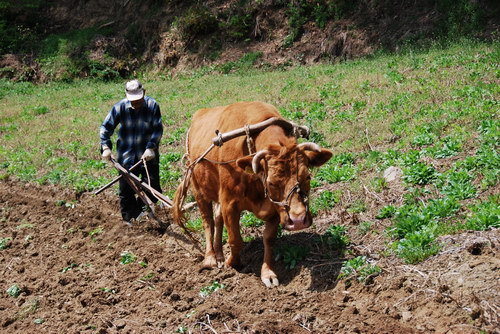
[125, 79, 145, 101]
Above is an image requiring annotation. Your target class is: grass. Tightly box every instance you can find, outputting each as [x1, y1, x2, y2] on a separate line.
[0, 39, 498, 266]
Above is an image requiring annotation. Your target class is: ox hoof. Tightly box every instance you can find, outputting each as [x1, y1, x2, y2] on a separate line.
[225, 256, 242, 269]
[216, 254, 225, 268]
[261, 276, 280, 288]
[201, 256, 218, 270]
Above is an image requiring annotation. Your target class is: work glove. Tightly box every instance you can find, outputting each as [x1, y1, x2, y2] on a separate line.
[141, 148, 155, 161]
[102, 146, 113, 161]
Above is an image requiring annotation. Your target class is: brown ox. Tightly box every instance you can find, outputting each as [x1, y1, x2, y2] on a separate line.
[173, 101, 332, 287]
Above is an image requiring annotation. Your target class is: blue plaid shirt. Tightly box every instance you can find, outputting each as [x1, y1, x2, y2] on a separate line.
[100, 96, 163, 168]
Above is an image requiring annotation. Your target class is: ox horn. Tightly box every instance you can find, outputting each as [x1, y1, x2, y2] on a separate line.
[252, 150, 268, 174]
[298, 142, 321, 152]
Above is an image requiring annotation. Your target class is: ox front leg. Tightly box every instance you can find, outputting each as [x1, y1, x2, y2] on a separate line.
[261, 220, 279, 288]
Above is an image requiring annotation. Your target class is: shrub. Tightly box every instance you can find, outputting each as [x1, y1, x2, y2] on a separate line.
[178, 5, 218, 40]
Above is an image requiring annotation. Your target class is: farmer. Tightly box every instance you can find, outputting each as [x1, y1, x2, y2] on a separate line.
[99, 79, 163, 225]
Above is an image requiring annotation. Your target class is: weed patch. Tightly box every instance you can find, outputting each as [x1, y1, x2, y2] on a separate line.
[275, 244, 310, 270]
[338, 256, 381, 284]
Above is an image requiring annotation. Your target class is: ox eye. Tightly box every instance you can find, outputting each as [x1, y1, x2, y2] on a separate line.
[267, 180, 279, 188]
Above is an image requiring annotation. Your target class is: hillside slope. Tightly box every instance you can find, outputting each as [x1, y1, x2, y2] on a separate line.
[1, 0, 498, 81]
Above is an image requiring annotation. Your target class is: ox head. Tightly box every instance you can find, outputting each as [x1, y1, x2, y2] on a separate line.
[237, 142, 332, 231]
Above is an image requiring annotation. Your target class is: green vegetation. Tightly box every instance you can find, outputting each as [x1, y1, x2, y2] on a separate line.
[61, 263, 78, 273]
[275, 244, 310, 269]
[322, 225, 350, 250]
[199, 280, 225, 298]
[0, 237, 12, 250]
[6, 284, 21, 298]
[338, 256, 381, 284]
[311, 189, 342, 215]
[0, 39, 498, 267]
[119, 251, 137, 265]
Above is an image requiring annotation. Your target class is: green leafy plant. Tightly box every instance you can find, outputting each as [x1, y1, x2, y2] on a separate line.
[376, 205, 396, 219]
[437, 169, 477, 200]
[186, 217, 203, 232]
[347, 199, 366, 214]
[403, 162, 437, 185]
[275, 244, 310, 269]
[323, 225, 350, 250]
[358, 221, 373, 236]
[119, 251, 137, 265]
[316, 162, 356, 183]
[241, 211, 264, 228]
[371, 176, 388, 193]
[16, 223, 35, 230]
[403, 187, 431, 205]
[338, 256, 381, 284]
[199, 280, 225, 298]
[464, 196, 500, 231]
[88, 227, 104, 239]
[395, 226, 440, 264]
[61, 263, 78, 273]
[100, 287, 116, 294]
[0, 237, 12, 250]
[6, 284, 21, 298]
[311, 189, 342, 215]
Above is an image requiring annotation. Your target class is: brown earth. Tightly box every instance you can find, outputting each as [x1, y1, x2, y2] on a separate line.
[0, 178, 498, 333]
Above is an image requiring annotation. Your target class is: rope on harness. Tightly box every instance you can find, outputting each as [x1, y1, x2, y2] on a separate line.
[244, 124, 256, 154]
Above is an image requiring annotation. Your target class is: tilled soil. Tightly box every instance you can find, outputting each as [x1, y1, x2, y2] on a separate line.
[0, 179, 498, 333]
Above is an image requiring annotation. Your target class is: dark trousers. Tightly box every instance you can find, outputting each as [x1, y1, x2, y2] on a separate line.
[119, 162, 162, 222]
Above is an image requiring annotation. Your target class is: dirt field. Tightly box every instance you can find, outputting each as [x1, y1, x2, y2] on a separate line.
[0, 179, 498, 333]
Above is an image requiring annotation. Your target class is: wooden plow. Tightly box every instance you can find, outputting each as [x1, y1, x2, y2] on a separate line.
[94, 158, 172, 228]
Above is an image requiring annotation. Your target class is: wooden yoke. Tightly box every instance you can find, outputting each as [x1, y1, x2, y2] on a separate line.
[211, 117, 310, 147]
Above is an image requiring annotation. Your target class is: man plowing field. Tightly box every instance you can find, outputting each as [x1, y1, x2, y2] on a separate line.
[99, 79, 164, 226]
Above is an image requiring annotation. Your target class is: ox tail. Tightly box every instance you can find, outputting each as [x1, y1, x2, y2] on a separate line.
[172, 167, 198, 244]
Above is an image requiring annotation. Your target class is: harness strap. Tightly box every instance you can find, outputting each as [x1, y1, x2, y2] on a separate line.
[244, 124, 256, 154]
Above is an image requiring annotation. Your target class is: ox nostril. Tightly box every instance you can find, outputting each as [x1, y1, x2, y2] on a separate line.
[288, 214, 306, 225]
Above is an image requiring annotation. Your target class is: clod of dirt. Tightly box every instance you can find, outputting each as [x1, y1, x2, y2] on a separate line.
[465, 237, 491, 255]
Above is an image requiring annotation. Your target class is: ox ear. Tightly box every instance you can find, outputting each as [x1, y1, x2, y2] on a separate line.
[236, 156, 256, 174]
[304, 148, 333, 167]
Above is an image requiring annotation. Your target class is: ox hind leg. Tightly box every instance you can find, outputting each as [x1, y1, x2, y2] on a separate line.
[221, 204, 244, 268]
[213, 203, 225, 267]
[261, 219, 280, 288]
[196, 199, 223, 269]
